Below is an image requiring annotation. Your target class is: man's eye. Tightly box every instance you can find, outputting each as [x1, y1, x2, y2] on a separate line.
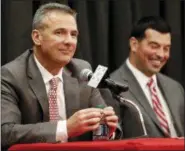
[164, 47, 170, 53]
[56, 31, 62, 35]
[150, 44, 159, 49]
[71, 33, 77, 38]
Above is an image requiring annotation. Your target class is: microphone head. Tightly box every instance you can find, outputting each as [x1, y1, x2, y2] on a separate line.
[79, 69, 93, 81]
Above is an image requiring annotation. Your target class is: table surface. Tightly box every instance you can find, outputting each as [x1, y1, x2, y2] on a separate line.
[8, 138, 185, 151]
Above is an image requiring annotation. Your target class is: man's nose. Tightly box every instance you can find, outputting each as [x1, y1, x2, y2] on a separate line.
[63, 34, 74, 44]
[156, 48, 165, 58]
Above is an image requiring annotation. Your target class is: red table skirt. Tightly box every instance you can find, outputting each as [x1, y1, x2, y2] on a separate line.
[9, 138, 185, 151]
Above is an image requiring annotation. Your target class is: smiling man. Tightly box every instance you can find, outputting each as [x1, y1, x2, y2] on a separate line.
[130, 28, 171, 77]
[1, 3, 120, 149]
[109, 16, 184, 138]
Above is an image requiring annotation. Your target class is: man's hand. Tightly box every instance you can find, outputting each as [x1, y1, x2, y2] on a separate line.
[103, 106, 118, 137]
[67, 108, 103, 138]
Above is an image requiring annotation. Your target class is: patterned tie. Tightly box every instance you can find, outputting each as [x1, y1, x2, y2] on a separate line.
[48, 78, 59, 121]
[147, 78, 170, 136]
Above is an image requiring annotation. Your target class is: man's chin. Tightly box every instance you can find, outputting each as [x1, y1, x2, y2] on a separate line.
[150, 68, 161, 74]
[58, 58, 72, 66]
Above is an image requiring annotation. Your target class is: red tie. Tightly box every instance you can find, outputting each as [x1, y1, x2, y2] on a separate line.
[147, 78, 170, 136]
[48, 78, 59, 121]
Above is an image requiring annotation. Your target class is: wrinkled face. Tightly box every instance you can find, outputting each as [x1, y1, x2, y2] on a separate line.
[32, 11, 78, 68]
[130, 29, 171, 77]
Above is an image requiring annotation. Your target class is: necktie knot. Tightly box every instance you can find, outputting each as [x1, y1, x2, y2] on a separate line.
[50, 78, 59, 90]
[147, 78, 154, 88]
[147, 78, 157, 93]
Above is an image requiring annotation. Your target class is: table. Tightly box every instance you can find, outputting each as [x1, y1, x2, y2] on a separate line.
[8, 138, 185, 151]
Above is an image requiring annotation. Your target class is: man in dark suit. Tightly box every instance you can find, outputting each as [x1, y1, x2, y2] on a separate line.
[109, 16, 184, 138]
[1, 3, 119, 149]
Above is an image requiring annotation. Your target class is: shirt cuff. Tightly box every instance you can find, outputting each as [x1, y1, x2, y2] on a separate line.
[56, 120, 68, 142]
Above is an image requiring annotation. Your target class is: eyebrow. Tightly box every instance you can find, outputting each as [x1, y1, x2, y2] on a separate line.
[72, 30, 79, 35]
[148, 41, 160, 45]
[55, 28, 79, 34]
[149, 41, 171, 47]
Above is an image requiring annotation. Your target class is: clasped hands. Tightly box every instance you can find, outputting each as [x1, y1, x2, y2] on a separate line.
[67, 106, 118, 138]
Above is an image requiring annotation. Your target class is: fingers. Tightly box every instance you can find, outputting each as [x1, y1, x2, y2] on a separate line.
[67, 107, 118, 138]
[103, 106, 115, 116]
[80, 110, 103, 120]
[75, 108, 103, 122]
[85, 117, 101, 125]
[104, 106, 114, 110]
[77, 108, 103, 127]
[85, 122, 100, 131]
[103, 106, 118, 120]
[80, 108, 103, 113]
[105, 115, 118, 128]
[103, 106, 118, 135]
[105, 114, 118, 136]
[106, 121, 118, 128]
[67, 108, 104, 138]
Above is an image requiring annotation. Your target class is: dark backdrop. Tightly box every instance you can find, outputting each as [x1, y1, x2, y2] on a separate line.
[2, 0, 185, 88]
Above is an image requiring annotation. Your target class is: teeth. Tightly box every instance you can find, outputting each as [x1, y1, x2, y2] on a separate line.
[151, 60, 161, 65]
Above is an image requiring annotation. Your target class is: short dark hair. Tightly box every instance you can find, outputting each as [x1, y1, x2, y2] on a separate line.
[32, 2, 77, 30]
[130, 16, 171, 40]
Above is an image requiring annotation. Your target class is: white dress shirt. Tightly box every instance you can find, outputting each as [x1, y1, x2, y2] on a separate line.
[34, 56, 68, 142]
[126, 58, 177, 137]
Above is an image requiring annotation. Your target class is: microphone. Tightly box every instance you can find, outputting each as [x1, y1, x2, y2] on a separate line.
[79, 68, 93, 81]
[80, 68, 147, 138]
[79, 68, 129, 93]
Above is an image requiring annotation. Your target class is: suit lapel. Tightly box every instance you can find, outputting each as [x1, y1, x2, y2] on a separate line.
[27, 52, 49, 121]
[113, 63, 165, 134]
[157, 75, 181, 135]
[27, 53, 80, 121]
[63, 68, 80, 119]
[124, 65, 160, 123]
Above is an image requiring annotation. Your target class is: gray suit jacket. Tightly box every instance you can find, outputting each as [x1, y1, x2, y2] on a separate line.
[1, 49, 107, 149]
[109, 62, 184, 138]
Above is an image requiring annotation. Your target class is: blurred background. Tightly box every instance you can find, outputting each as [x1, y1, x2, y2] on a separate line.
[1, 0, 185, 88]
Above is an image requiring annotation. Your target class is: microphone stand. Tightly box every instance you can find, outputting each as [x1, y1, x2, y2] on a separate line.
[105, 80, 148, 137]
[112, 94, 147, 136]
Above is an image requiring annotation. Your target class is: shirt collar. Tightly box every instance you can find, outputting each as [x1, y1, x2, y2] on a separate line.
[126, 58, 157, 88]
[34, 55, 63, 84]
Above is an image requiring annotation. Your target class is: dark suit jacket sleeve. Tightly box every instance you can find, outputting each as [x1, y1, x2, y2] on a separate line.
[1, 67, 57, 149]
[178, 83, 185, 132]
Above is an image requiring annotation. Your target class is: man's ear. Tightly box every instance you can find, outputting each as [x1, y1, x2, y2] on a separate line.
[129, 37, 138, 53]
[31, 29, 42, 46]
